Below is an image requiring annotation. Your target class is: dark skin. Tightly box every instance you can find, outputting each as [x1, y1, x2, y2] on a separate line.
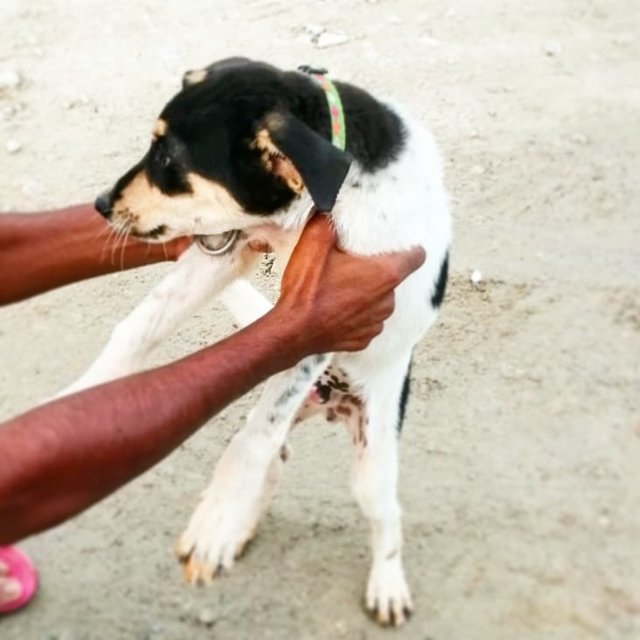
[0, 203, 191, 306]
[0, 204, 426, 545]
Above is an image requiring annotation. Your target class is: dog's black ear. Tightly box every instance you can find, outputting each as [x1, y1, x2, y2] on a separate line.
[182, 57, 253, 89]
[257, 112, 351, 212]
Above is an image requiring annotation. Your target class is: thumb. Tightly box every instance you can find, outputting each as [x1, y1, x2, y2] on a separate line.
[369, 246, 427, 285]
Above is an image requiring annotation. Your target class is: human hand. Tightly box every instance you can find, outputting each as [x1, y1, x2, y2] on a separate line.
[276, 214, 426, 354]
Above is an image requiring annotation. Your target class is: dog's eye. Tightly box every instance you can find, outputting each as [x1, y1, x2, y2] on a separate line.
[152, 144, 172, 169]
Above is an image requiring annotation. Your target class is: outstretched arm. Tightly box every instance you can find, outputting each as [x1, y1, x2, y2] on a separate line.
[0, 203, 190, 305]
[0, 215, 425, 544]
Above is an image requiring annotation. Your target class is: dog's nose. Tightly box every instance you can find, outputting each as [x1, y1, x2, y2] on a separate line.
[94, 191, 112, 218]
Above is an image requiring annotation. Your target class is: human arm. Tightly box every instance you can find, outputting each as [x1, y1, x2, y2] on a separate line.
[0, 215, 425, 543]
[0, 203, 190, 305]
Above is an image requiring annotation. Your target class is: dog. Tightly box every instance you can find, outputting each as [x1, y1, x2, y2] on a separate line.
[59, 57, 451, 626]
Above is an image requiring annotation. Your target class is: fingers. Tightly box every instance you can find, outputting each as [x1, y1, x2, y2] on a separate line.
[278, 217, 426, 356]
[380, 246, 426, 285]
[402, 245, 427, 275]
[339, 292, 393, 351]
[341, 322, 385, 351]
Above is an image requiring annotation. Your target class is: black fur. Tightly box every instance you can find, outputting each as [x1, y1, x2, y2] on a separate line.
[101, 58, 406, 216]
[397, 360, 412, 433]
[264, 110, 351, 211]
[334, 81, 405, 172]
[315, 382, 332, 404]
[146, 135, 194, 196]
[431, 252, 449, 308]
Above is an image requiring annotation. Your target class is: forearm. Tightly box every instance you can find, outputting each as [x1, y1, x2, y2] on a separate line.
[0, 309, 303, 544]
[0, 204, 179, 305]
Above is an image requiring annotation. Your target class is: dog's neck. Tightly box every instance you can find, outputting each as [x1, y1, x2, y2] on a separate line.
[283, 69, 405, 174]
[299, 68, 347, 152]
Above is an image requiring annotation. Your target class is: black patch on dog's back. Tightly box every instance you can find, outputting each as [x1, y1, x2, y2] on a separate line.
[397, 360, 412, 433]
[334, 81, 405, 172]
[431, 252, 449, 308]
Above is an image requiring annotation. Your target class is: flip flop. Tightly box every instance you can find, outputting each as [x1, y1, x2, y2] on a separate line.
[0, 546, 38, 614]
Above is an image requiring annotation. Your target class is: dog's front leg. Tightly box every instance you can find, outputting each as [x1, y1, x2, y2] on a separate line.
[57, 243, 259, 397]
[218, 278, 273, 328]
[176, 353, 330, 582]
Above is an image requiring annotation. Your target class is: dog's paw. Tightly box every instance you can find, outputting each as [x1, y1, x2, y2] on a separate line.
[175, 432, 287, 584]
[175, 494, 259, 584]
[176, 520, 255, 584]
[365, 560, 413, 626]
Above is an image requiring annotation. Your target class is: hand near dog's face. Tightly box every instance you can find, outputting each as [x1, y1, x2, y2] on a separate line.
[276, 215, 426, 354]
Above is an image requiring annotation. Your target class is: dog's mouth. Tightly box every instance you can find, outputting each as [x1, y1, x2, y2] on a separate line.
[131, 224, 168, 241]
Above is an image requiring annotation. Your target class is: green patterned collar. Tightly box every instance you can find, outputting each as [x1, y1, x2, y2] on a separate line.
[298, 66, 346, 151]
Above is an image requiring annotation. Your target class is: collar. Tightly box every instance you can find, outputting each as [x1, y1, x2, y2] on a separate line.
[298, 66, 346, 151]
[194, 229, 241, 255]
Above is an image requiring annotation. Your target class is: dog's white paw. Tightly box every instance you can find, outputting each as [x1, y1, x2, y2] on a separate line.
[365, 559, 413, 626]
[176, 432, 285, 584]
[176, 494, 259, 583]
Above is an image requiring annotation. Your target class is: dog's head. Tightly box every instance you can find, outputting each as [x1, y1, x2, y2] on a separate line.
[95, 57, 351, 240]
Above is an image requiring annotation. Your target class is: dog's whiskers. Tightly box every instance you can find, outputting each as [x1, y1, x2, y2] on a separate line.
[93, 222, 113, 243]
[100, 225, 117, 263]
[110, 220, 129, 265]
[119, 224, 133, 270]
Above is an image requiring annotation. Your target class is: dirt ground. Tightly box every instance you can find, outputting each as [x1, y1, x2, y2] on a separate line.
[1, 0, 639, 638]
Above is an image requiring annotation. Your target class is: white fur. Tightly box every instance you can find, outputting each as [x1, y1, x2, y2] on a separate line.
[58, 102, 451, 625]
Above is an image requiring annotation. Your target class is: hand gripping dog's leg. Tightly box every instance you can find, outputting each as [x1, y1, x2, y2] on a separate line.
[351, 354, 414, 627]
[176, 354, 330, 582]
[57, 243, 259, 397]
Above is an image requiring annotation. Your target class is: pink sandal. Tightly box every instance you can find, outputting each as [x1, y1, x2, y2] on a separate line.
[0, 546, 38, 614]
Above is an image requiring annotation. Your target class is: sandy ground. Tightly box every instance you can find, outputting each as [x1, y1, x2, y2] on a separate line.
[1, 0, 639, 638]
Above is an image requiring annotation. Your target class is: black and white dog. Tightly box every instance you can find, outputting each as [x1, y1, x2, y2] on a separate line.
[59, 58, 451, 626]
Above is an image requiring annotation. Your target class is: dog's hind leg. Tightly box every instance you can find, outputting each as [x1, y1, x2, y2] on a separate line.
[176, 353, 330, 583]
[349, 354, 414, 627]
[57, 243, 259, 397]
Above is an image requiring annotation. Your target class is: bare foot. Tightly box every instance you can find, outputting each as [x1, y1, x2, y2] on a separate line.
[0, 561, 21, 607]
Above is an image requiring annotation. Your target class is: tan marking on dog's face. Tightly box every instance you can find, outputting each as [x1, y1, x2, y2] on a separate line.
[253, 128, 304, 193]
[111, 169, 251, 240]
[152, 118, 167, 139]
[183, 68, 207, 86]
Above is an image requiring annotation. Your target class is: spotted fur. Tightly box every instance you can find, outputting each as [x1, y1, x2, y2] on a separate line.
[57, 58, 452, 627]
